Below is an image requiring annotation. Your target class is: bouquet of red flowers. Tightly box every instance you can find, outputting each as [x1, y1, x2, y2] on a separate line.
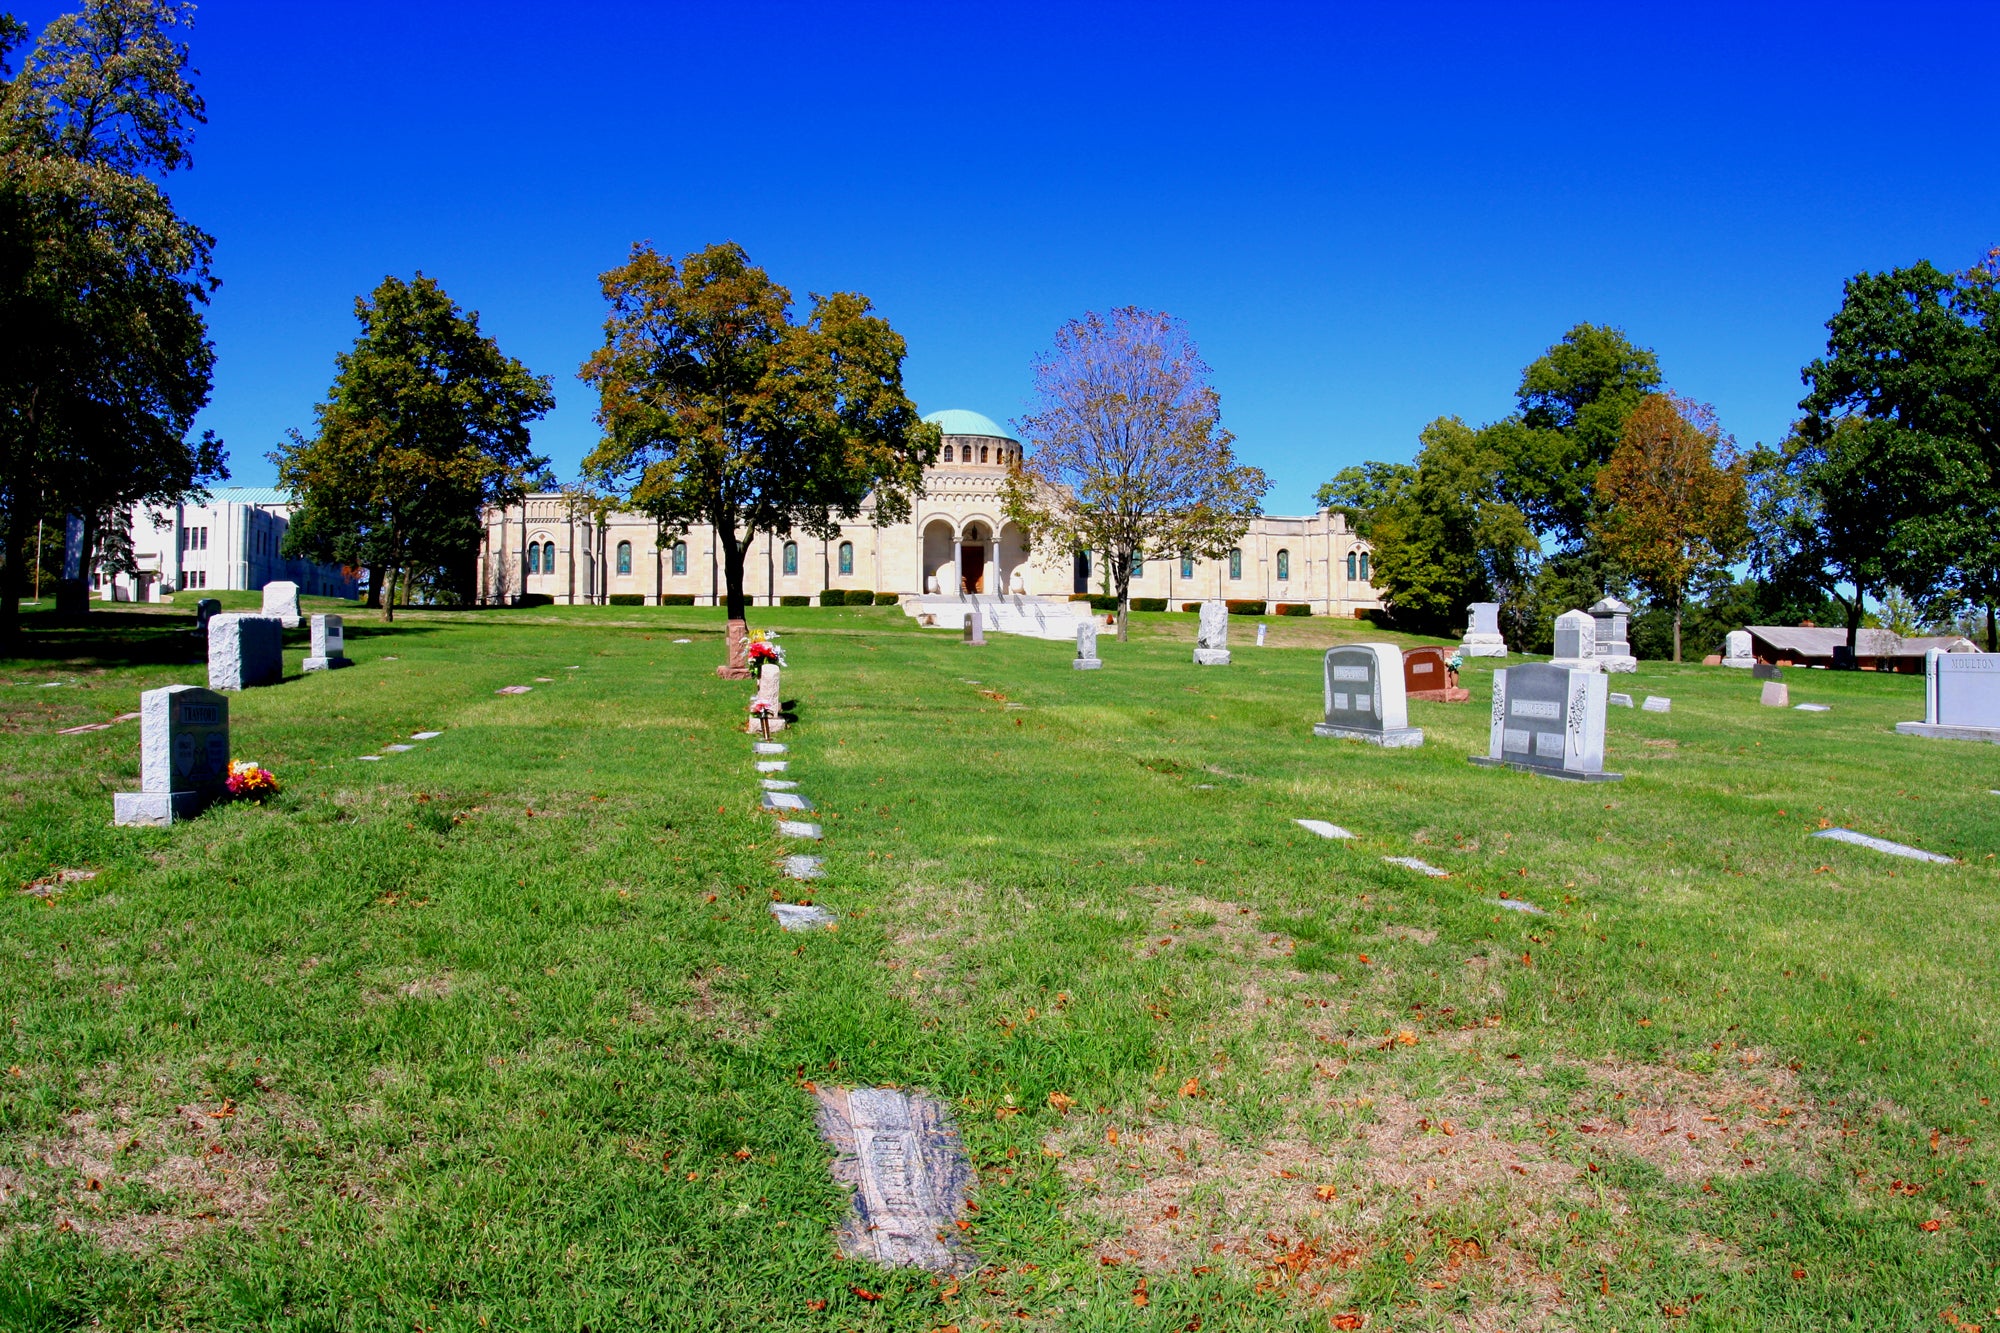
[226, 759, 280, 801]
[747, 634, 785, 677]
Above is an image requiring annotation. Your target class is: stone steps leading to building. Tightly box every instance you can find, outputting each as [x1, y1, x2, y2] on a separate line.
[900, 594, 1083, 642]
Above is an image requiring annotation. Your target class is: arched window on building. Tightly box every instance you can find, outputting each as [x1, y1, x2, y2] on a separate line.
[979, 445, 989, 462]
[782, 541, 798, 575]
[1359, 551, 1371, 582]
[1346, 550, 1358, 581]
[672, 541, 687, 576]
[1228, 548, 1242, 580]
[942, 444, 954, 462]
[838, 541, 854, 575]
[1276, 548, 1290, 581]
[616, 541, 631, 575]
[528, 542, 541, 575]
[1181, 554, 1194, 579]
[1130, 549, 1143, 577]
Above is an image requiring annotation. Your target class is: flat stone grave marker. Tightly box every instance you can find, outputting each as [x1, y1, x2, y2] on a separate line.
[1609, 692, 1634, 708]
[815, 1085, 975, 1272]
[495, 685, 532, 695]
[753, 741, 788, 755]
[1401, 645, 1467, 703]
[383, 743, 414, 753]
[357, 755, 382, 761]
[208, 614, 284, 692]
[113, 685, 229, 826]
[1383, 856, 1448, 877]
[413, 731, 442, 740]
[782, 855, 826, 880]
[1642, 696, 1671, 713]
[1795, 703, 1830, 712]
[260, 580, 301, 627]
[1488, 897, 1544, 914]
[762, 791, 813, 813]
[1074, 621, 1101, 670]
[1193, 600, 1231, 666]
[1896, 649, 2000, 743]
[756, 760, 788, 773]
[1314, 643, 1422, 747]
[777, 820, 822, 839]
[1472, 662, 1620, 782]
[534, 676, 554, 682]
[1812, 827, 1953, 864]
[1760, 681, 1789, 708]
[1295, 819, 1354, 840]
[771, 901, 835, 930]
[303, 614, 348, 672]
[762, 778, 799, 790]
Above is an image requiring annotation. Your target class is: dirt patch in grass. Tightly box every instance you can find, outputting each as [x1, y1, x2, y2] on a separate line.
[685, 965, 763, 1043]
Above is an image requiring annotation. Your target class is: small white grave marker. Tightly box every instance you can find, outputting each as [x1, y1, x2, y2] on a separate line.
[1608, 692, 1634, 708]
[113, 684, 230, 826]
[782, 855, 826, 880]
[1811, 828, 1953, 864]
[413, 731, 442, 740]
[1642, 696, 1671, 713]
[762, 779, 799, 791]
[1382, 856, 1448, 877]
[383, 744, 413, 753]
[1295, 819, 1355, 840]
[303, 614, 349, 672]
[753, 741, 788, 755]
[763, 791, 813, 813]
[777, 820, 822, 839]
[1794, 703, 1829, 713]
[496, 685, 531, 695]
[756, 760, 788, 773]
[1487, 898, 1545, 914]
[771, 901, 835, 929]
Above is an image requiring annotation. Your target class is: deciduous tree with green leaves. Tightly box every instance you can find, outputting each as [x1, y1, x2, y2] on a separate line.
[1593, 393, 1748, 661]
[1000, 308, 1267, 641]
[273, 273, 553, 620]
[580, 242, 935, 674]
[1314, 461, 1413, 539]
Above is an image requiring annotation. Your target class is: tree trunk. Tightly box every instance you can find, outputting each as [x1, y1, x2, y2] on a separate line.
[717, 527, 751, 678]
[1987, 602, 1996, 654]
[1842, 591, 1865, 666]
[1671, 602, 1682, 664]
[365, 565, 385, 608]
[0, 487, 28, 645]
[1113, 550, 1131, 642]
[383, 567, 397, 623]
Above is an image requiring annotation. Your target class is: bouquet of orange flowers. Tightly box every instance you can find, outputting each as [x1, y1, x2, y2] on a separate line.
[226, 759, 280, 801]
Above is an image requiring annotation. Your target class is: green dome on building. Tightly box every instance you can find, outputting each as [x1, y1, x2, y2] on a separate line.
[923, 408, 1014, 441]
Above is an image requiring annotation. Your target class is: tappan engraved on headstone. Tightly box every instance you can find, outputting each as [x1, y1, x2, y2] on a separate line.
[1642, 696, 1670, 713]
[771, 901, 835, 929]
[1896, 649, 2000, 743]
[762, 778, 800, 790]
[1722, 629, 1754, 668]
[753, 741, 788, 755]
[1401, 645, 1468, 703]
[1461, 600, 1507, 657]
[1811, 827, 1954, 865]
[260, 580, 302, 628]
[781, 854, 826, 880]
[1487, 897, 1545, 914]
[1074, 620, 1101, 670]
[756, 760, 788, 773]
[1313, 644, 1422, 747]
[1193, 600, 1231, 666]
[1588, 597, 1637, 672]
[1549, 609, 1600, 670]
[303, 614, 349, 672]
[1609, 692, 1634, 708]
[1382, 856, 1448, 877]
[1295, 819, 1355, 840]
[762, 791, 813, 813]
[113, 684, 230, 826]
[1760, 680, 1789, 708]
[207, 614, 284, 692]
[815, 1085, 976, 1272]
[1470, 662, 1621, 781]
[777, 820, 823, 839]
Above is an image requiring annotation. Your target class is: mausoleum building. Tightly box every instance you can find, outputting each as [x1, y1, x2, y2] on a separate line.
[476, 409, 1385, 615]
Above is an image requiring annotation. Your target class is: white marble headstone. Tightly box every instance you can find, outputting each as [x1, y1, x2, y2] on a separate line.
[303, 614, 348, 672]
[1897, 649, 2000, 741]
[1193, 600, 1230, 666]
[208, 614, 284, 691]
[1476, 662, 1619, 781]
[1074, 620, 1100, 669]
[261, 580, 302, 627]
[114, 684, 229, 826]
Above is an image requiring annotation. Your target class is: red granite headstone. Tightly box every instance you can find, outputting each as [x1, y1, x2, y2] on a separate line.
[1403, 646, 1470, 703]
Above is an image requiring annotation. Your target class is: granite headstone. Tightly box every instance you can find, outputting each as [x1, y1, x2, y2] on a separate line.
[1193, 600, 1230, 666]
[303, 614, 349, 672]
[261, 580, 302, 628]
[1073, 620, 1101, 670]
[1896, 648, 2000, 743]
[1461, 600, 1507, 658]
[1588, 597, 1637, 672]
[1550, 609, 1599, 670]
[113, 684, 230, 826]
[1723, 630, 1754, 668]
[1313, 643, 1423, 747]
[207, 613, 283, 691]
[1471, 662, 1620, 781]
[1401, 645, 1468, 703]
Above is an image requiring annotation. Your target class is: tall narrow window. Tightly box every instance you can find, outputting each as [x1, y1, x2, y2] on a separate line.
[672, 542, 687, 575]
[1229, 548, 1242, 580]
[616, 541, 631, 575]
[529, 543, 541, 575]
[1276, 549, 1290, 581]
[1181, 554, 1193, 579]
[1359, 551, 1371, 581]
[979, 445, 989, 462]
[1346, 551, 1358, 581]
[942, 444, 954, 462]
[782, 541, 798, 575]
[838, 541, 854, 575]
[1130, 549, 1143, 577]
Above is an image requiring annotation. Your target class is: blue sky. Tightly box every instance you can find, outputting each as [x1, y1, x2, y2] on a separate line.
[21, 1, 2000, 513]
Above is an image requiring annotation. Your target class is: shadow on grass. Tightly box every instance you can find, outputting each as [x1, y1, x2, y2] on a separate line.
[2, 611, 443, 671]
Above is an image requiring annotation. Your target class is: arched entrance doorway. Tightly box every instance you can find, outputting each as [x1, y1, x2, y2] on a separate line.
[960, 521, 991, 594]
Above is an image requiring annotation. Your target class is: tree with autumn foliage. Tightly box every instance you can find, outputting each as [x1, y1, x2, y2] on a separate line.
[1000, 308, 1267, 641]
[1594, 393, 1747, 661]
[580, 241, 935, 675]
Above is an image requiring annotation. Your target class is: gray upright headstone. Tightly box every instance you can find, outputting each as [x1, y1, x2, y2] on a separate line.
[1896, 649, 2000, 743]
[1313, 643, 1422, 747]
[1722, 630, 1753, 668]
[191, 597, 222, 637]
[1193, 600, 1231, 666]
[303, 614, 349, 672]
[1073, 620, 1101, 670]
[1255, 622, 1268, 647]
[113, 684, 230, 826]
[1588, 598, 1637, 672]
[261, 580, 302, 628]
[1549, 609, 1598, 670]
[962, 614, 985, 646]
[1471, 662, 1620, 781]
[208, 613, 283, 691]
[1460, 601, 1507, 658]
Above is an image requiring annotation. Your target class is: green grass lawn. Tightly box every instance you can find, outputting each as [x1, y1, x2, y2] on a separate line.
[3, 602, 1997, 1331]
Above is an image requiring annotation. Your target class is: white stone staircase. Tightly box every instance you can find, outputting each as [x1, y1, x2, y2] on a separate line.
[900, 593, 1084, 642]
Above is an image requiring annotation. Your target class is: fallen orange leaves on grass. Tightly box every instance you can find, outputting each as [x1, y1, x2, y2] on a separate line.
[1181, 1077, 1204, 1097]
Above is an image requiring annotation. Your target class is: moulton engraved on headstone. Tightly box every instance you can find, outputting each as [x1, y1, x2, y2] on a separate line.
[1549, 609, 1600, 671]
[1313, 643, 1423, 747]
[303, 614, 349, 672]
[1471, 661, 1621, 781]
[1193, 600, 1231, 666]
[1074, 620, 1101, 670]
[815, 1085, 976, 1272]
[1589, 598, 1637, 672]
[260, 580, 302, 628]
[1895, 648, 2000, 743]
[207, 613, 284, 691]
[113, 684, 230, 826]
[1722, 630, 1754, 668]
[1460, 600, 1507, 658]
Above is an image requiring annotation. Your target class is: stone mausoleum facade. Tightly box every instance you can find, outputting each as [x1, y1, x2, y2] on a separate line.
[105, 486, 362, 603]
[476, 410, 1385, 615]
